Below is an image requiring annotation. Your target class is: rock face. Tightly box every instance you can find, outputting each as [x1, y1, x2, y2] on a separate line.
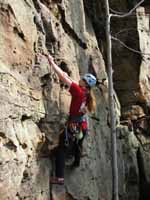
[0, 0, 150, 200]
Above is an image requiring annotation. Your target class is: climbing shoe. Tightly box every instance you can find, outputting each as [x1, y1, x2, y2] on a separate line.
[50, 177, 64, 185]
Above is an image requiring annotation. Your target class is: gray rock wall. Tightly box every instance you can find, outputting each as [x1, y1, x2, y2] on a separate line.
[0, 0, 109, 199]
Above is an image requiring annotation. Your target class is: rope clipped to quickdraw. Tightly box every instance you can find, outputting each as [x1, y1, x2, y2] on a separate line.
[64, 125, 69, 147]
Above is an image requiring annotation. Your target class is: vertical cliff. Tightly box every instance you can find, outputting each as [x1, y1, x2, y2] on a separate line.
[0, 0, 150, 200]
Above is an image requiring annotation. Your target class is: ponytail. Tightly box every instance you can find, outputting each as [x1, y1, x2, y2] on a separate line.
[87, 88, 96, 113]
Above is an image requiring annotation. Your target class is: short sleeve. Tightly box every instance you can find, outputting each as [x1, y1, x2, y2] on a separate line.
[69, 82, 82, 97]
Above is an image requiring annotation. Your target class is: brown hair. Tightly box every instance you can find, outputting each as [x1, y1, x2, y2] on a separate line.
[87, 88, 96, 113]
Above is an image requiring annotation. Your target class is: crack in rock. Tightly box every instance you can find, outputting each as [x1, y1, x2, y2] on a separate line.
[58, 4, 87, 49]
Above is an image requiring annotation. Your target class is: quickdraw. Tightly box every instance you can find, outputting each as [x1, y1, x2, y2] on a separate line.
[64, 125, 69, 147]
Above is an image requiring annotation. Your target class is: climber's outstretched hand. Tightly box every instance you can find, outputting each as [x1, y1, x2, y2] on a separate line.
[41, 52, 72, 86]
[47, 54, 54, 64]
[42, 53, 53, 62]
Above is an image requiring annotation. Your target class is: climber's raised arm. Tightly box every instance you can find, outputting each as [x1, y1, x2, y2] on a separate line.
[45, 54, 73, 87]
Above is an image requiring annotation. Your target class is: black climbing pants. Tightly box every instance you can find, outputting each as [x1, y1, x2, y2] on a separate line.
[55, 146, 65, 178]
[54, 129, 86, 178]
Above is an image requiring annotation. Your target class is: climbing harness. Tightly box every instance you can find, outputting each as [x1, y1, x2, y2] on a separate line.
[63, 115, 87, 148]
[68, 122, 83, 140]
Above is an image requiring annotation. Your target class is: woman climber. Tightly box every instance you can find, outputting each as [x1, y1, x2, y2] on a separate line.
[44, 54, 97, 184]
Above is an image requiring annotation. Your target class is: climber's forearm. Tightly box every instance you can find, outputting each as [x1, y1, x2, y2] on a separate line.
[48, 58, 64, 79]
[47, 55, 72, 86]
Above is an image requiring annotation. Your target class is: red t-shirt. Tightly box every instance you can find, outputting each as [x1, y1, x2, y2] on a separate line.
[69, 82, 88, 129]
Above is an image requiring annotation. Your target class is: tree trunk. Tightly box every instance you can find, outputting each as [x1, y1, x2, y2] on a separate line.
[103, 0, 119, 200]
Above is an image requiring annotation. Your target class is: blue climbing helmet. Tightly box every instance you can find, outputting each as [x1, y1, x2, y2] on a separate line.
[82, 73, 97, 87]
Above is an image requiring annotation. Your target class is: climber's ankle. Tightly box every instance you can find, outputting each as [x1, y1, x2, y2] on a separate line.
[50, 177, 64, 185]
